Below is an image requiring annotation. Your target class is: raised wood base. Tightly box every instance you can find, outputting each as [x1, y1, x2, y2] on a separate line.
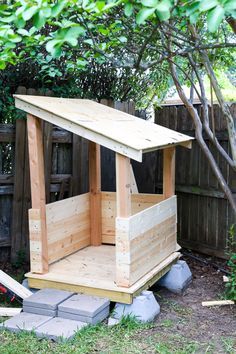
[26, 245, 180, 304]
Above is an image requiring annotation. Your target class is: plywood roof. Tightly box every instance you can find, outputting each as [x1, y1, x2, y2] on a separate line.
[14, 95, 193, 162]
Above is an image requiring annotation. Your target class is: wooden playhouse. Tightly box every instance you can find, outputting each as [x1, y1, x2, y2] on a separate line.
[14, 95, 193, 304]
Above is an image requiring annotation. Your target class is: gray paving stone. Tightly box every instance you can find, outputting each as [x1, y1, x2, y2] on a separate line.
[23, 288, 74, 310]
[35, 317, 87, 341]
[23, 305, 56, 317]
[58, 293, 110, 317]
[58, 305, 109, 324]
[0, 312, 52, 333]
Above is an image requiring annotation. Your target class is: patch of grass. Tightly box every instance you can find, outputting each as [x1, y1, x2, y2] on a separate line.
[161, 299, 193, 317]
[221, 336, 236, 353]
[159, 319, 174, 328]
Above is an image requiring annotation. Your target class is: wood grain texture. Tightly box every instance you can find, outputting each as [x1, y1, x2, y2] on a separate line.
[25, 245, 180, 303]
[27, 114, 48, 273]
[46, 193, 90, 263]
[163, 147, 176, 199]
[116, 196, 177, 287]
[89, 142, 102, 246]
[15, 95, 193, 162]
[116, 153, 131, 218]
[101, 192, 164, 244]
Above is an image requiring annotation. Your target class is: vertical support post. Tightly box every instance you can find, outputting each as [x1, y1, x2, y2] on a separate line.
[27, 114, 48, 273]
[116, 153, 131, 217]
[115, 153, 131, 287]
[89, 141, 102, 246]
[163, 147, 176, 199]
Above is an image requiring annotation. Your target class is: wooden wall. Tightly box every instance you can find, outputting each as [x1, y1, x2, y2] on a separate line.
[116, 196, 177, 287]
[101, 192, 164, 244]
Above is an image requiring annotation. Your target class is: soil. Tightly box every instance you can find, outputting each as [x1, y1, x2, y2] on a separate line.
[150, 252, 236, 352]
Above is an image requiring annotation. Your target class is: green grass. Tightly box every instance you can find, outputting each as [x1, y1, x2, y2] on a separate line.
[0, 316, 234, 354]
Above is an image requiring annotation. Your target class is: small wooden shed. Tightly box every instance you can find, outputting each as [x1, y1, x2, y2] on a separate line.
[14, 95, 193, 304]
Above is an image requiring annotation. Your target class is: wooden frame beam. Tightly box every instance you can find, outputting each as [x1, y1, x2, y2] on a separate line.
[163, 147, 176, 199]
[89, 141, 102, 246]
[27, 114, 48, 273]
[116, 153, 131, 217]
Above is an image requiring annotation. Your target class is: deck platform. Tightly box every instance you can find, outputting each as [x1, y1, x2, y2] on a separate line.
[26, 246, 180, 304]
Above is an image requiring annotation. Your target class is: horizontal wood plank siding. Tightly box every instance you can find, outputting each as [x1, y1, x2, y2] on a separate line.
[116, 196, 177, 287]
[46, 193, 90, 263]
[101, 192, 164, 244]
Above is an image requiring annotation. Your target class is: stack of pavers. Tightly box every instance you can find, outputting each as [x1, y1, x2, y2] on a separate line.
[0, 288, 110, 341]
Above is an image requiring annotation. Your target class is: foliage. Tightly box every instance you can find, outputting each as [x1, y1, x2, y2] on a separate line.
[0, 1, 235, 68]
[225, 224, 236, 300]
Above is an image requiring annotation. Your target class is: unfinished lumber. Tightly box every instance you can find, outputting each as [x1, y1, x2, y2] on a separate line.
[163, 147, 175, 199]
[46, 193, 90, 263]
[116, 153, 131, 217]
[101, 192, 164, 244]
[116, 196, 177, 287]
[223, 275, 229, 283]
[0, 270, 32, 299]
[130, 164, 138, 194]
[202, 300, 235, 307]
[0, 308, 22, 317]
[89, 142, 102, 246]
[15, 95, 194, 162]
[27, 114, 48, 273]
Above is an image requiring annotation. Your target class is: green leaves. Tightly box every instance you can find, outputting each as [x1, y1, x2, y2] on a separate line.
[124, 3, 133, 16]
[22, 6, 38, 21]
[207, 5, 225, 32]
[46, 24, 86, 57]
[137, 8, 156, 24]
[137, 0, 172, 24]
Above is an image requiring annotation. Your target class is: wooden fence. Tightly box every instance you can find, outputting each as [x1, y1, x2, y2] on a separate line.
[154, 103, 236, 258]
[0, 99, 235, 261]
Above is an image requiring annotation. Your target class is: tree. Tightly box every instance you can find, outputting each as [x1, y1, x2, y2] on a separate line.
[0, 0, 236, 212]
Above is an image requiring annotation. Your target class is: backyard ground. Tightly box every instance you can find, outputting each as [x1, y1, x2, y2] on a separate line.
[0, 252, 235, 354]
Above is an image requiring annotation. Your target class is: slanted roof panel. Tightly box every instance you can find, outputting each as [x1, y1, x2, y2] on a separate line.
[14, 95, 193, 162]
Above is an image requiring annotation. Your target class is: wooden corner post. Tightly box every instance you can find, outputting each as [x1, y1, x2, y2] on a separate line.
[163, 147, 176, 198]
[115, 153, 132, 287]
[27, 114, 48, 274]
[89, 141, 102, 246]
[116, 153, 131, 218]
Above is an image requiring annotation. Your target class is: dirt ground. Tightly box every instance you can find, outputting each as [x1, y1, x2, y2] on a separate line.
[149, 252, 236, 353]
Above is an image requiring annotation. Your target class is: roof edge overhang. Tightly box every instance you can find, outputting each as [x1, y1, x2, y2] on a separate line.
[15, 95, 143, 162]
[15, 95, 194, 162]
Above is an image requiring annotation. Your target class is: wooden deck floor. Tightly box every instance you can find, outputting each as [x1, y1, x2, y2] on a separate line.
[26, 245, 180, 303]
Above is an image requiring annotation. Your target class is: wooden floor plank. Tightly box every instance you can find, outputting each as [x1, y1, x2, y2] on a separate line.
[26, 245, 180, 303]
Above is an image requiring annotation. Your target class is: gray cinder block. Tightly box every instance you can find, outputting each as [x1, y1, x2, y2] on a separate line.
[158, 260, 192, 294]
[23, 305, 56, 317]
[35, 317, 87, 341]
[111, 290, 160, 323]
[23, 288, 74, 310]
[58, 294, 110, 324]
[0, 312, 52, 333]
[58, 306, 109, 324]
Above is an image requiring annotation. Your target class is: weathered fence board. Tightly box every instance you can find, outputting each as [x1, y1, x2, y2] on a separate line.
[154, 103, 236, 258]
